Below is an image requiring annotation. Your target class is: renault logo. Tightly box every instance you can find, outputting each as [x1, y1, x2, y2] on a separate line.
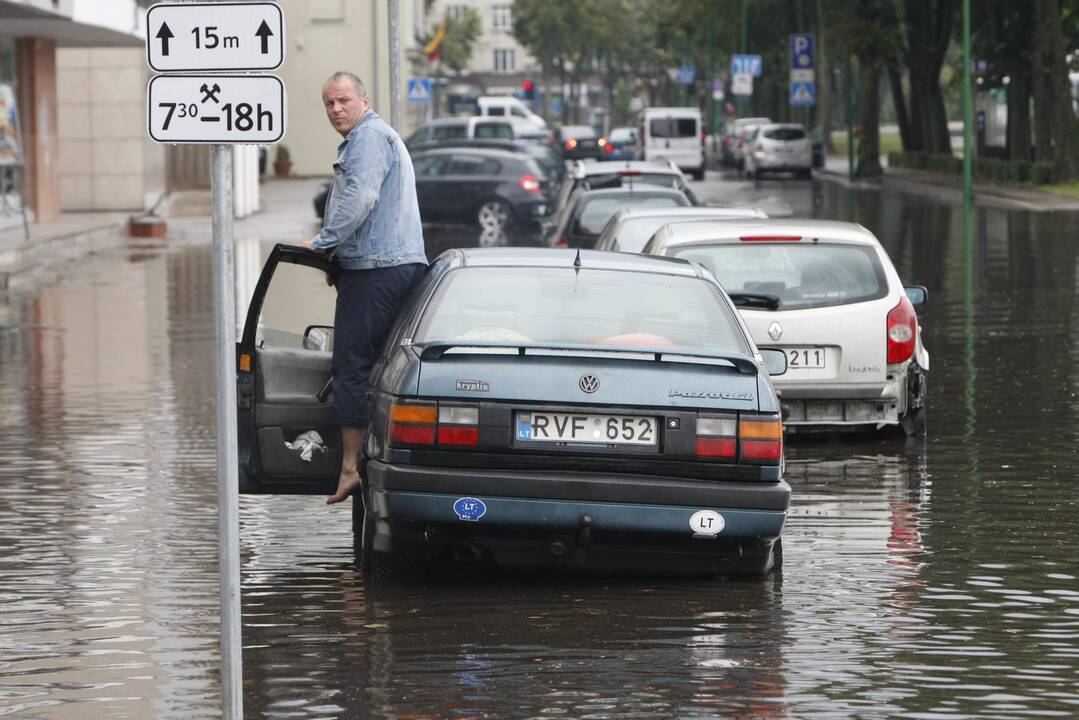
[578, 374, 600, 393]
[768, 321, 783, 342]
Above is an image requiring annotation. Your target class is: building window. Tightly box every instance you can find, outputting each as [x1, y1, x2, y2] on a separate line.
[446, 5, 466, 19]
[492, 5, 512, 32]
[493, 48, 516, 73]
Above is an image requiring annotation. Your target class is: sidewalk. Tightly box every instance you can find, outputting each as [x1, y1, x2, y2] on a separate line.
[817, 154, 1079, 212]
[0, 177, 326, 293]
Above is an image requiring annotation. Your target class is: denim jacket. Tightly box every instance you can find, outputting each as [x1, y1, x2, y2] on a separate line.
[312, 110, 427, 269]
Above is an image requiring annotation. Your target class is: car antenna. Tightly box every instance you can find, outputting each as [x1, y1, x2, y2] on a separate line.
[573, 248, 582, 270]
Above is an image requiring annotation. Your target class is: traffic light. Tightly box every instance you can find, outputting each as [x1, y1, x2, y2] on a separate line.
[522, 80, 535, 101]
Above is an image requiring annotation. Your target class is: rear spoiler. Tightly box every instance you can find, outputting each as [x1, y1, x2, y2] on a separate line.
[412, 341, 759, 375]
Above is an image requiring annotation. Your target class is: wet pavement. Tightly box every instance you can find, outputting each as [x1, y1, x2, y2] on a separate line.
[1, 174, 1077, 718]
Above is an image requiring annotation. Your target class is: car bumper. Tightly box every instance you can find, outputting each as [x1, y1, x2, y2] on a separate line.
[365, 460, 789, 574]
[752, 154, 811, 170]
[775, 364, 919, 431]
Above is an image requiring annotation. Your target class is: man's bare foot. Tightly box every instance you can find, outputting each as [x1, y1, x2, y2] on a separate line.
[326, 469, 362, 504]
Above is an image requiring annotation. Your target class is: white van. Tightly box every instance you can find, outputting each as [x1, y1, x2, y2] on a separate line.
[476, 96, 547, 132]
[639, 107, 705, 181]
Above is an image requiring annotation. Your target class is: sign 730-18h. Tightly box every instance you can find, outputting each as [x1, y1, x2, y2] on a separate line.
[148, 75, 286, 144]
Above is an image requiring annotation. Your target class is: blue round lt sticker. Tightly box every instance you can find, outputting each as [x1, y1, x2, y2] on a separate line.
[453, 497, 487, 522]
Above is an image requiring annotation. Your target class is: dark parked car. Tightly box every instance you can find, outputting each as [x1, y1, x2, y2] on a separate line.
[409, 138, 567, 184]
[546, 186, 692, 248]
[237, 245, 790, 578]
[555, 125, 602, 160]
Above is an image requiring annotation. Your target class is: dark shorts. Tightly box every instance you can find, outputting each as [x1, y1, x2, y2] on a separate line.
[333, 263, 427, 427]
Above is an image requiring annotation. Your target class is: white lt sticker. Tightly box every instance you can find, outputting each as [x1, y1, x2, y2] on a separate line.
[690, 510, 725, 538]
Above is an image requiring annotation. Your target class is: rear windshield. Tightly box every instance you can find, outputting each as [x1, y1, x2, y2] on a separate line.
[609, 128, 636, 142]
[584, 173, 681, 191]
[474, 122, 514, 139]
[415, 267, 747, 355]
[650, 117, 698, 138]
[576, 195, 686, 236]
[763, 127, 806, 141]
[562, 126, 596, 139]
[615, 216, 697, 253]
[431, 124, 467, 140]
[668, 243, 887, 310]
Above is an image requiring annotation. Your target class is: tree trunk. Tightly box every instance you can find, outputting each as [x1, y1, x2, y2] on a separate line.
[856, 62, 883, 178]
[1006, 66, 1031, 163]
[1032, 0, 1079, 177]
[815, 0, 834, 151]
[902, 0, 957, 154]
[887, 60, 912, 150]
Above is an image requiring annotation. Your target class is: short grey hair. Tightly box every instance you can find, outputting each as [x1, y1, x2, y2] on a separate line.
[325, 71, 367, 97]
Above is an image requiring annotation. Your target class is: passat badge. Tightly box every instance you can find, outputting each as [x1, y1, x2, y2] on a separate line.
[453, 497, 487, 522]
[690, 510, 725, 538]
[456, 379, 489, 392]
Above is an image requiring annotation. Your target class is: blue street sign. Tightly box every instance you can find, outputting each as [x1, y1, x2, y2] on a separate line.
[407, 77, 432, 104]
[790, 81, 816, 107]
[675, 66, 695, 85]
[731, 54, 762, 78]
[790, 34, 815, 70]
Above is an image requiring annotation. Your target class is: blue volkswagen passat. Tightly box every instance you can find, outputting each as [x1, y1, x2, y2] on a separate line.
[236, 246, 790, 578]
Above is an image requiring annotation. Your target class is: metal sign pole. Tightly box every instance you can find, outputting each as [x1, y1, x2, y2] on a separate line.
[211, 143, 243, 720]
[389, 0, 402, 129]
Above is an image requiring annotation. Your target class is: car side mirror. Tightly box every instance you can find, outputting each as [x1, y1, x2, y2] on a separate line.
[904, 285, 928, 306]
[758, 348, 787, 376]
[303, 325, 334, 351]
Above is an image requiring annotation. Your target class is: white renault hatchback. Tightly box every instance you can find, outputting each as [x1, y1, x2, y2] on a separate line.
[643, 219, 929, 436]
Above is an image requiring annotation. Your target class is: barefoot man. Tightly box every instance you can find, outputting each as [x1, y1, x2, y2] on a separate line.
[306, 71, 427, 504]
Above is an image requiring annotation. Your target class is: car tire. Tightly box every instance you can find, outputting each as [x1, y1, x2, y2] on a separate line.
[797, 168, 812, 180]
[900, 366, 928, 437]
[692, 167, 705, 181]
[477, 199, 513, 231]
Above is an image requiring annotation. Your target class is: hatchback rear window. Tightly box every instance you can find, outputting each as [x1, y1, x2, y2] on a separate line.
[584, 173, 680, 191]
[416, 267, 747, 355]
[650, 118, 698, 138]
[576, 196, 685, 235]
[474, 122, 514, 139]
[763, 127, 806, 141]
[669, 243, 887, 310]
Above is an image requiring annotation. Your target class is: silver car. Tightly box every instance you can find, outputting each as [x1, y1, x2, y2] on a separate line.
[744, 123, 812, 180]
[594, 206, 768, 253]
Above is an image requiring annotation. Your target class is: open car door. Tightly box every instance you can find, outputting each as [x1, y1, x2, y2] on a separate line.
[236, 244, 342, 494]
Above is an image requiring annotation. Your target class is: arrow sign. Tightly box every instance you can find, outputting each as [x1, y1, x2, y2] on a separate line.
[156, 22, 174, 56]
[255, 20, 273, 54]
[145, 2, 284, 72]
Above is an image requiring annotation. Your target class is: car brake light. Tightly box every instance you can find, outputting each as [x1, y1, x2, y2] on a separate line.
[389, 402, 437, 446]
[695, 415, 737, 459]
[604, 143, 615, 153]
[739, 235, 801, 242]
[565, 139, 578, 150]
[739, 414, 783, 462]
[887, 296, 917, 364]
[554, 236, 568, 248]
[519, 174, 541, 195]
[617, 168, 641, 176]
[437, 405, 479, 446]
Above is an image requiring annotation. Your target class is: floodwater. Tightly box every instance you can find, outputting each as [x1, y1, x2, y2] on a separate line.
[1, 177, 1077, 719]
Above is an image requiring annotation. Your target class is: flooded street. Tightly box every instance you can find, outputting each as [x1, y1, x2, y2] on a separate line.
[1, 176, 1077, 718]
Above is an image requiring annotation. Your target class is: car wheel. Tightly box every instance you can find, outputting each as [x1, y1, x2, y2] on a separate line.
[477, 199, 512, 231]
[692, 167, 705, 181]
[798, 168, 812, 180]
[900, 366, 928, 437]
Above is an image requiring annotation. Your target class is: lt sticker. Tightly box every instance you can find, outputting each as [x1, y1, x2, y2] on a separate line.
[453, 497, 487, 522]
[690, 510, 725, 538]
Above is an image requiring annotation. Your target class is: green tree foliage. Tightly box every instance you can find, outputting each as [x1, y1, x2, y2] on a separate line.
[440, 7, 482, 75]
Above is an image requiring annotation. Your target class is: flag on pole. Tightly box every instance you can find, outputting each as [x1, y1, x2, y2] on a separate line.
[425, 23, 445, 62]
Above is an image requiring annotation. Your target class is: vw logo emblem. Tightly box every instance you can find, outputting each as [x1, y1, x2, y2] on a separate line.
[768, 321, 783, 342]
[578, 374, 600, 393]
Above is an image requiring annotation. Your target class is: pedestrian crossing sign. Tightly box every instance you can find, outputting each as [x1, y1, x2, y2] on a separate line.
[407, 77, 433, 104]
[790, 81, 815, 107]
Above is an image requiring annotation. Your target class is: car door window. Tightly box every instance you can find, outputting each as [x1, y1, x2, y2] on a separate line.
[447, 155, 500, 176]
[486, 106, 506, 116]
[255, 261, 336, 349]
[432, 125, 467, 140]
[474, 122, 513, 139]
[413, 154, 448, 177]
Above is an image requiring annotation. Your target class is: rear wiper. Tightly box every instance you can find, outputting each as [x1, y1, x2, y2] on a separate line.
[728, 292, 780, 310]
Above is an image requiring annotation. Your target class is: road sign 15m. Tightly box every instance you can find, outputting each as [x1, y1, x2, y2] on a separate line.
[146, 1, 284, 72]
[148, 75, 286, 144]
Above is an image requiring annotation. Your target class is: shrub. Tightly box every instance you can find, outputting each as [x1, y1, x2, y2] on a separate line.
[1031, 162, 1055, 185]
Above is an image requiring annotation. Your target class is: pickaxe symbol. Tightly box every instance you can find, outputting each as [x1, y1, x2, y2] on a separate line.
[199, 83, 221, 104]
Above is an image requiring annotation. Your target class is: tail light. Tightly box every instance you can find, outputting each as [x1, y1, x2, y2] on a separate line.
[388, 401, 479, 448]
[519, 174, 541, 195]
[604, 143, 615, 154]
[554, 236, 568, 248]
[565, 139, 578, 150]
[695, 415, 737, 459]
[887, 296, 917, 363]
[722, 136, 730, 147]
[739, 235, 801, 242]
[739, 414, 783, 462]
